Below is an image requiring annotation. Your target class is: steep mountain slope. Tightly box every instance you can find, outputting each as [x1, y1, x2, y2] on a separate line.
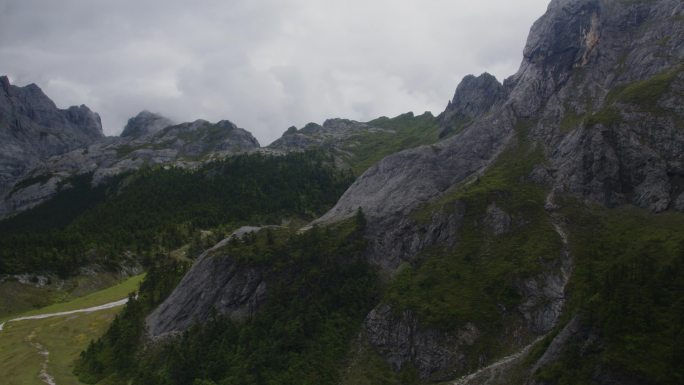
[0, 76, 103, 198]
[317, 0, 683, 268]
[0, 150, 352, 276]
[76, 0, 684, 384]
[120, 110, 174, 138]
[2, 107, 440, 220]
[0, 112, 260, 218]
[437, 72, 505, 138]
[26, 0, 684, 384]
[325, 0, 683, 382]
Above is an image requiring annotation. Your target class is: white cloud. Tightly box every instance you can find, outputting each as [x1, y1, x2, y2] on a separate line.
[0, 0, 550, 145]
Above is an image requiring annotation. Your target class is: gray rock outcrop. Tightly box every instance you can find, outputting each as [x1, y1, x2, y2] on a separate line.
[365, 201, 465, 272]
[364, 304, 480, 380]
[438, 73, 505, 138]
[317, 0, 683, 380]
[146, 229, 268, 338]
[0, 76, 103, 197]
[1, 116, 260, 218]
[318, 0, 684, 265]
[269, 119, 383, 151]
[120, 110, 174, 138]
[524, 0, 684, 213]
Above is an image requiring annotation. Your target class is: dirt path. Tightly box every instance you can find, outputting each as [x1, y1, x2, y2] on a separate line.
[0, 298, 128, 332]
[451, 335, 545, 385]
[1, 298, 129, 385]
[26, 331, 57, 385]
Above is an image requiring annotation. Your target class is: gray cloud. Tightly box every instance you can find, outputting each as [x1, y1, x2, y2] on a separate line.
[0, 0, 549, 145]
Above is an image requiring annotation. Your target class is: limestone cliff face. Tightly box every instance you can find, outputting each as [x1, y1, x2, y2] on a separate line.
[437, 73, 505, 138]
[517, 0, 684, 213]
[136, 1, 682, 381]
[318, 0, 683, 269]
[146, 250, 265, 338]
[120, 110, 174, 138]
[146, 227, 267, 338]
[0, 76, 103, 196]
[315, 0, 683, 380]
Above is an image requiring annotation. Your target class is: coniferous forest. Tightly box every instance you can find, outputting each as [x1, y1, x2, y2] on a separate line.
[0, 151, 354, 276]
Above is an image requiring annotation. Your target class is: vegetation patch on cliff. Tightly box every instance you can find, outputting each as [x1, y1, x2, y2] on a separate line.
[384, 121, 561, 373]
[345, 112, 439, 175]
[532, 203, 684, 385]
[76, 215, 380, 385]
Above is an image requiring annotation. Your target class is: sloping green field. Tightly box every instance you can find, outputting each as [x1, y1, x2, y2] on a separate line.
[0, 274, 143, 385]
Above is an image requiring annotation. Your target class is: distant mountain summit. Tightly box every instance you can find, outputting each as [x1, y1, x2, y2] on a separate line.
[0, 85, 261, 218]
[0, 76, 103, 194]
[437, 72, 505, 138]
[120, 110, 174, 138]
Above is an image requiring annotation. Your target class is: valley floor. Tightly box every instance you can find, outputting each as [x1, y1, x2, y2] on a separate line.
[0, 275, 143, 385]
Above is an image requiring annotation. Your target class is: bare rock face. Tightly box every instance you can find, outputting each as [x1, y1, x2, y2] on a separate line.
[146, 228, 268, 338]
[145, 225, 281, 339]
[438, 73, 505, 138]
[120, 110, 174, 138]
[323, 0, 683, 381]
[314, 97, 518, 278]
[366, 201, 465, 272]
[0, 116, 260, 218]
[0, 76, 103, 196]
[503, 0, 684, 213]
[318, 0, 684, 267]
[364, 304, 480, 381]
[316, 107, 517, 229]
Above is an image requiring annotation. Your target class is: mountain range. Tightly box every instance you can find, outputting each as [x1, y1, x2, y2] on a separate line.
[1, 0, 683, 384]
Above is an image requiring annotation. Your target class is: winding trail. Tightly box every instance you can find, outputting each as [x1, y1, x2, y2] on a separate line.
[0, 297, 129, 385]
[451, 335, 546, 385]
[0, 297, 129, 332]
[27, 331, 57, 385]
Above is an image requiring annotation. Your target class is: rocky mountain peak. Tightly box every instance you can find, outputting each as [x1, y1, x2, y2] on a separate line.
[438, 72, 504, 137]
[215, 119, 239, 131]
[0, 77, 103, 139]
[300, 122, 324, 134]
[121, 110, 174, 138]
[154, 118, 260, 152]
[1, 114, 262, 218]
[522, 0, 601, 66]
[0, 76, 10, 92]
[283, 126, 298, 135]
[64, 105, 104, 140]
[316, 0, 683, 262]
[0, 75, 104, 195]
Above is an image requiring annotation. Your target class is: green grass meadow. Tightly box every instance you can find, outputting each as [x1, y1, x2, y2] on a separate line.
[0, 274, 144, 384]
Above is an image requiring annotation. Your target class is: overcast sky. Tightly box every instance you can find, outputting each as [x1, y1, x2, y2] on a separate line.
[0, 0, 550, 145]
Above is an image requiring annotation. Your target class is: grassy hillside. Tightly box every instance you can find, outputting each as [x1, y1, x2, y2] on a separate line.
[0, 275, 145, 385]
[0, 272, 139, 320]
[344, 112, 440, 175]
